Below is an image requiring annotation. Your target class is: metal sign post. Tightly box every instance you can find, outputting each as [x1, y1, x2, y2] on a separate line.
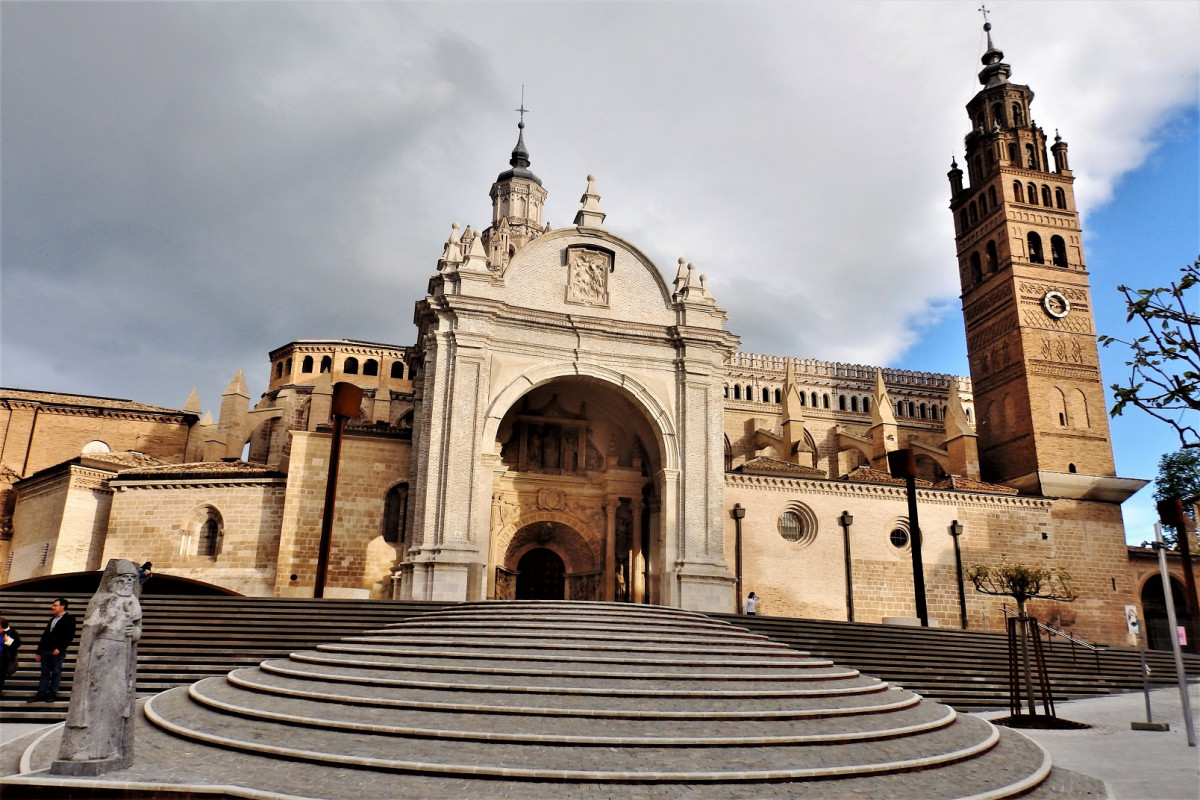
[1152, 522, 1197, 746]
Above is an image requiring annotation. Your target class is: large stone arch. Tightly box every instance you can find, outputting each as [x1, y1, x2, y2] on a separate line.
[495, 511, 602, 574]
[483, 363, 679, 472]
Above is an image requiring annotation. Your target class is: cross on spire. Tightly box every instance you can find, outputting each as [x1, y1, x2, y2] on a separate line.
[516, 85, 528, 130]
[979, 4, 990, 24]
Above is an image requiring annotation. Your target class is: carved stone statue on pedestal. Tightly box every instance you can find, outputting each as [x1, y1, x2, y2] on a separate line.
[51, 558, 142, 775]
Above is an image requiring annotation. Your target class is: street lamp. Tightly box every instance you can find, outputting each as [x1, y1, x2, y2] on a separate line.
[887, 448, 928, 626]
[732, 504, 746, 613]
[949, 520, 967, 629]
[314, 381, 364, 599]
[838, 510, 854, 621]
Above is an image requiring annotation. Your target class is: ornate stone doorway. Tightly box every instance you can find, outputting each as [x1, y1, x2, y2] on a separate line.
[514, 548, 566, 600]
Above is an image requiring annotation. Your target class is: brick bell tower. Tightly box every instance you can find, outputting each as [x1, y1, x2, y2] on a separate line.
[949, 16, 1121, 497]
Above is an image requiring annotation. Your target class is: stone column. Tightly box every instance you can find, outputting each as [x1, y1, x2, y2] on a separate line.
[604, 497, 617, 602]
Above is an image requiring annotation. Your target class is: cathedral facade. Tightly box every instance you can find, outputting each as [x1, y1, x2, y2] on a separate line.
[3, 25, 1185, 645]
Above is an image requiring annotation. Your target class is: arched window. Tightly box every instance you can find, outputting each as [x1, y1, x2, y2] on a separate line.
[1013, 180, 1024, 203]
[862, 398, 870, 414]
[197, 509, 222, 557]
[822, 394, 830, 409]
[1050, 235, 1067, 267]
[320, 356, 332, 373]
[390, 361, 404, 379]
[284, 358, 292, 375]
[1053, 388, 1068, 427]
[363, 359, 379, 377]
[1027, 232, 1044, 264]
[1041, 185, 1053, 207]
[851, 396, 859, 412]
[988, 186, 997, 207]
[1008, 143, 1019, 164]
[1055, 187, 1067, 209]
[919, 403, 927, 419]
[838, 395, 847, 411]
[970, 252, 983, 283]
[991, 102, 1005, 126]
[762, 388, 770, 403]
[733, 385, 741, 400]
[344, 357, 359, 375]
[985, 149, 994, 168]
[1026, 143, 1038, 170]
[811, 392, 818, 407]
[383, 484, 409, 544]
[1012, 102, 1025, 126]
[896, 400, 905, 417]
[969, 202, 978, 224]
[978, 193, 986, 214]
[1027, 182, 1038, 205]
[972, 157, 983, 180]
[275, 362, 283, 379]
[745, 385, 753, 400]
[723, 385, 729, 399]
[302, 355, 314, 373]
[985, 240, 998, 273]
[774, 389, 781, 404]
[798, 391, 805, 406]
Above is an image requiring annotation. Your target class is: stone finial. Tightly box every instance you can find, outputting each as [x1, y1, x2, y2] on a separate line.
[943, 381, 975, 440]
[461, 230, 490, 274]
[183, 388, 202, 413]
[674, 258, 688, 293]
[222, 370, 249, 399]
[871, 369, 898, 427]
[439, 222, 464, 270]
[52, 558, 142, 775]
[199, 411, 213, 426]
[573, 174, 607, 228]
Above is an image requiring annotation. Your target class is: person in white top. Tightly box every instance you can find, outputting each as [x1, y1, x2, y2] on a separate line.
[745, 592, 758, 615]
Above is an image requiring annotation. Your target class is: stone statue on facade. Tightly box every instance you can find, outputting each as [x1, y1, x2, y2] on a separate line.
[52, 558, 142, 775]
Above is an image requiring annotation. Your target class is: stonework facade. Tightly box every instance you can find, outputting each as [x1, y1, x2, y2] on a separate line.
[3, 26, 1196, 647]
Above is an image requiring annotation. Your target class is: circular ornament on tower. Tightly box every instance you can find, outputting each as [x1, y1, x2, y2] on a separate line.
[1042, 290, 1070, 319]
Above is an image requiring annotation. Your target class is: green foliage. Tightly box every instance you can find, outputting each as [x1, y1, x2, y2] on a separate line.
[1097, 258, 1200, 449]
[966, 558, 1078, 604]
[1153, 449, 1200, 549]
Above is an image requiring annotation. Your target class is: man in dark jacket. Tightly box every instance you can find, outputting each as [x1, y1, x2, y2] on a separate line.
[29, 597, 76, 702]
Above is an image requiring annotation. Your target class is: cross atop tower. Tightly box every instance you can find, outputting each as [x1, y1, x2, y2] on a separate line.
[516, 86, 528, 130]
[979, 5, 990, 25]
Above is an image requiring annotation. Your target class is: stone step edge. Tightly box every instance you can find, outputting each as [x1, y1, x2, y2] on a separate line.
[330, 643, 827, 667]
[260, 659, 889, 699]
[143, 690, 1002, 783]
[301, 649, 858, 682]
[387, 618, 751, 636]
[352, 635, 793, 655]
[226, 669, 923, 720]
[186, 680, 959, 746]
[367, 629, 777, 647]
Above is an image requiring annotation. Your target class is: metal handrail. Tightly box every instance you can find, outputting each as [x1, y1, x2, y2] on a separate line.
[1001, 605, 1106, 673]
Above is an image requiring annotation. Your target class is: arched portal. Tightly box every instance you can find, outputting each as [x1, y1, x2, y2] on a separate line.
[1141, 574, 1195, 652]
[489, 376, 664, 605]
[514, 548, 565, 600]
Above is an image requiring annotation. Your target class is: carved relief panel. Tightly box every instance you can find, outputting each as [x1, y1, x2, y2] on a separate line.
[565, 246, 613, 308]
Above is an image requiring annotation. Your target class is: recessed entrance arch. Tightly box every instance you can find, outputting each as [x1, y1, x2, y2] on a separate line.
[515, 548, 565, 600]
[1141, 574, 1195, 652]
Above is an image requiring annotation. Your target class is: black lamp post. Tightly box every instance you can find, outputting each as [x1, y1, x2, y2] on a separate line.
[732, 504, 746, 613]
[949, 520, 968, 629]
[887, 448, 928, 626]
[314, 381, 364, 599]
[838, 510, 855, 621]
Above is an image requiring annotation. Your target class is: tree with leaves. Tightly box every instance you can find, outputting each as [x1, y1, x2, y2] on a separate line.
[1153, 449, 1200, 549]
[1098, 258, 1199, 449]
[967, 559, 1078, 716]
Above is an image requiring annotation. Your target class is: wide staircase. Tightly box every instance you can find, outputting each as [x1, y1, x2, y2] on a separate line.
[714, 613, 1200, 711]
[6, 601, 1072, 798]
[2, 593, 1196, 725]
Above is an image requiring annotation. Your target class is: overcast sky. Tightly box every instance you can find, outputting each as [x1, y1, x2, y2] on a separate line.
[2, 1, 1197, 538]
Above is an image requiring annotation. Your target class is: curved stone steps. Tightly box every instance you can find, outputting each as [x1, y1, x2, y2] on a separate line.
[239, 665, 907, 715]
[145, 686, 1001, 780]
[134, 601, 1052, 796]
[192, 675, 949, 741]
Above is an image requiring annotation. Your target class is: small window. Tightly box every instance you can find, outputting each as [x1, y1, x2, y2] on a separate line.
[302, 356, 314, 373]
[919, 403, 927, 419]
[724, 385, 730, 399]
[1013, 180, 1024, 203]
[1041, 185, 1053, 207]
[383, 484, 409, 544]
[1027, 182, 1038, 205]
[890, 528, 910, 549]
[779, 511, 802, 542]
[978, 193, 986, 214]
[969, 201, 978, 224]
[1012, 103, 1025, 126]
[746, 385, 753, 400]
[851, 396, 859, 412]
[1027, 232, 1044, 264]
[959, 210, 969, 231]
[985, 240, 998, 273]
[390, 361, 404, 379]
[970, 252, 983, 283]
[811, 392, 818, 407]
[774, 389, 781, 404]
[762, 388, 770, 403]
[1026, 144, 1038, 170]
[285, 357, 292, 375]
[799, 392, 805, 407]
[778, 503, 818, 546]
[862, 398, 870, 414]
[733, 385, 742, 400]
[1008, 143, 1019, 165]
[1068, 463, 1077, 474]
[988, 186, 997, 207]
[1050, 235, 1067, 267]
[991, 102, 1005, 127]
[839, 396, 847, 411]
[344, 357, 359, 375]
[320, 356, 332, 373]
[363, 359, 379, 377]
[275, 362, 283, 379]
[896, 401, 904, 417]
[822, 394, 830, 409]
[1055, 187, 1067, 209]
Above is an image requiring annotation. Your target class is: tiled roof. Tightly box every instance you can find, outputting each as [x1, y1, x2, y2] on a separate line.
[80, 452, 165, 470]
[112, 461, 284, 481]
[841, 467, 933, 487]
[737, 457, 827, 478]
[932, 475, 1019, 495]
[0, 388, 191, 416]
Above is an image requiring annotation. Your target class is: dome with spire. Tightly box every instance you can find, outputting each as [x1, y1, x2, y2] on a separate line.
[495, 118, 542, 186]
